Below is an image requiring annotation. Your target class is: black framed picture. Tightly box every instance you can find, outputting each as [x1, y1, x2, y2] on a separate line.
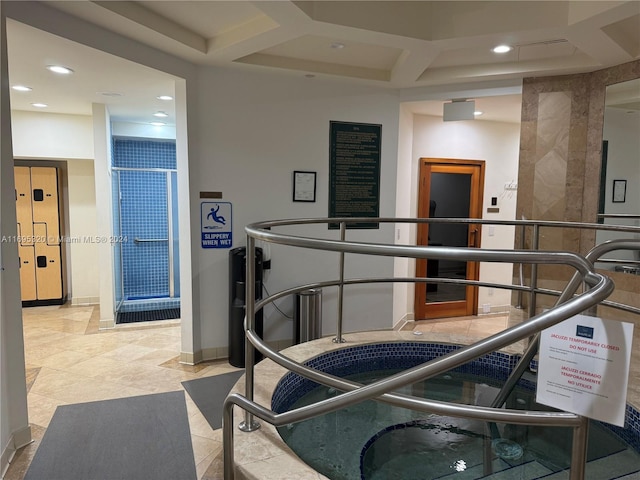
[293, 171, 316, 202]
[612, 179, 626, 203]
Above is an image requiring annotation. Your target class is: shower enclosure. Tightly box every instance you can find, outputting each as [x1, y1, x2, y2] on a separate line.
[112, 138, 180, 323]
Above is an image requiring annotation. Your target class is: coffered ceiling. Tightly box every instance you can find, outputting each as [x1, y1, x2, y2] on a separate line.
[6, 1, 640, 125]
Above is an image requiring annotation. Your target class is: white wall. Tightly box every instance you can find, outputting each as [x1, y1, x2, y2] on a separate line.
[193, 67, 400, 356]
[393, 104, 417, 326]
[112, 121, 176, 140]
[11, 110, 93, 159]
[1, 5, 31, 475]
[11, 111, 100, 304]
[66, 159, 99, 304]
[408, 114, 521, 312]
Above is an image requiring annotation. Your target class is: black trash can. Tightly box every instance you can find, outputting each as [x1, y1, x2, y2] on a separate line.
[228, 247, 263, 368]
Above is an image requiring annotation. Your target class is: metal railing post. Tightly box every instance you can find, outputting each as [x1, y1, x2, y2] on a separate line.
[528, 223, 540, 319]
[516, 224, 525, 308]
[333, 221, 346, 343]
[223, 401, 235, 480]
[240, 235, 260, 432]
[570, 416, 589, 480]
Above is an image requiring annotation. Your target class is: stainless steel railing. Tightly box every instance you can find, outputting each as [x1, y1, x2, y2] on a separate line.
[221, 217, 637, 480]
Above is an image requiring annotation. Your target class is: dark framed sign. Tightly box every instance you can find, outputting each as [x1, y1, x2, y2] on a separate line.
[328, 121, 381, 229]
[293, 171, 316, 202]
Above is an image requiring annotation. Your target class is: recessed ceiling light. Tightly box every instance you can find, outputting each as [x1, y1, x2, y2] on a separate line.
[474, 111, 484, 116]
[150, 122, 166, 126]
[330, 42, 345, 49]
[153, 111, 169, 118]
[492, 45, 513, 54]
[46, 65, 74, 75]
[157, 95, 173, 101]
[31, 103, 48, 108]
[12, 85, 32, 92]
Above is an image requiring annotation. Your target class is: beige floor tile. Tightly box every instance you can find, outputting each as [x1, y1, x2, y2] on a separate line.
[27, 392, 68, 428]
[134, 349, 181, 366]
[22, 328, 72, 347]
[57, 309, 94, 322]
[29, 367, 91, 397]
[39, 318, 91, 334]
[188, 410, 217, 439]
[191, 435, 222, 466]
[46, 377, 151, 404]
[98, 343, 159, 361]
[133, 333, 181, 350]
[24, 343, 67, 366]
[37, 349, 95, 370]
[430, 319, 472, 334]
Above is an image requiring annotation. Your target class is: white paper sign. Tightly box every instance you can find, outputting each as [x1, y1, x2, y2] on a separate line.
[536, 314, 633, 427]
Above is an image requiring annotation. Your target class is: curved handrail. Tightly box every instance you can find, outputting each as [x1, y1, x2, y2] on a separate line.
[221, 217, 623, 480]
[241, 270, 610, 417]
[247, 216, 640, 233]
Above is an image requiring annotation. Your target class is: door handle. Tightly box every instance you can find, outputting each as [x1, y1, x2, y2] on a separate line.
[469, 227, 479, 247]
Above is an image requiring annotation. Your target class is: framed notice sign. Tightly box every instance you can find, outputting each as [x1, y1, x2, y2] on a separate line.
[329, 121, 381, 229]
[537, 314, 634, 426]
[293, 171, 316, 202]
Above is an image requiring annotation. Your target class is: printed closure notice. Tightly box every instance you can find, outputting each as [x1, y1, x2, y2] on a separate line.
[536, 314, 633, 426]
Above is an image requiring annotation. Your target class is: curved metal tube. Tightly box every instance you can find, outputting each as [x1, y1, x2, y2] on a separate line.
[245, 232, 595, 276]
[223, 218, 623, 480]
[244, 273, 611, 417]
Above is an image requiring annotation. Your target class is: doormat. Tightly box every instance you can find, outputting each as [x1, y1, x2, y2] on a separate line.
[116, 308, 181, 324]
[182, 370, 244, 430]
[24, 391, 197, 480]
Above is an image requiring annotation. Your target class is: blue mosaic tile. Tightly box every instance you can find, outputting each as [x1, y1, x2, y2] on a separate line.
[119, 297, 180, 313]
[112, 138, 176, 170]
[271, 342, 640, 453]
[111, 138, 178, 305]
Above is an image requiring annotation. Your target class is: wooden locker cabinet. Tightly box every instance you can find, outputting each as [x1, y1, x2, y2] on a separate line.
[15, 166, 66, 305]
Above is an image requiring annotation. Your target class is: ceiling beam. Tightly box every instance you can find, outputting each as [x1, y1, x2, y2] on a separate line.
[93, 1, 207, 53]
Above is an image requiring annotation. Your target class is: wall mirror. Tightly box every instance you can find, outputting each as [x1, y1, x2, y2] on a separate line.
[595, 77, 640, 273]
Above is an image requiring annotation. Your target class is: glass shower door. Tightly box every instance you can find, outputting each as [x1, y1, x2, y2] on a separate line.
[119, 170, 170, 300]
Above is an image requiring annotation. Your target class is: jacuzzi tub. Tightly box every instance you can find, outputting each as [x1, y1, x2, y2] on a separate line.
[228, 331, 640, 480]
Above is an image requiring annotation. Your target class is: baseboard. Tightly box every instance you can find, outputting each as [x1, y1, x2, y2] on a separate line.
[479, 304, 511, 315]
[393, 313, 414, 331]
[194, 338, 296, 364]
[71, 296, 100, 306]
[1, 425, 32, 478]
[99, 318, 115, 329]
[181, 350, 204, 365]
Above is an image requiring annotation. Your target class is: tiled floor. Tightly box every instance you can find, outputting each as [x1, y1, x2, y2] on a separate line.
[4, 305, 639, 480]
[5, 304, 241, 480]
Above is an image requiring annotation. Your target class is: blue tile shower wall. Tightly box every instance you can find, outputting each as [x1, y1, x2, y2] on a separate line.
[113, 138, 176, 169]
[113, 139, 177, 302]
[119, 171, 168, 299]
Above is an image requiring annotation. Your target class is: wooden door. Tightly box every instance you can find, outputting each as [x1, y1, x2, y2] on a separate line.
[415, 158, 484, 320]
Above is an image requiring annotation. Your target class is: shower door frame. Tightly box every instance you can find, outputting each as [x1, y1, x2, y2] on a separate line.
[113, 167, 178, 310]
